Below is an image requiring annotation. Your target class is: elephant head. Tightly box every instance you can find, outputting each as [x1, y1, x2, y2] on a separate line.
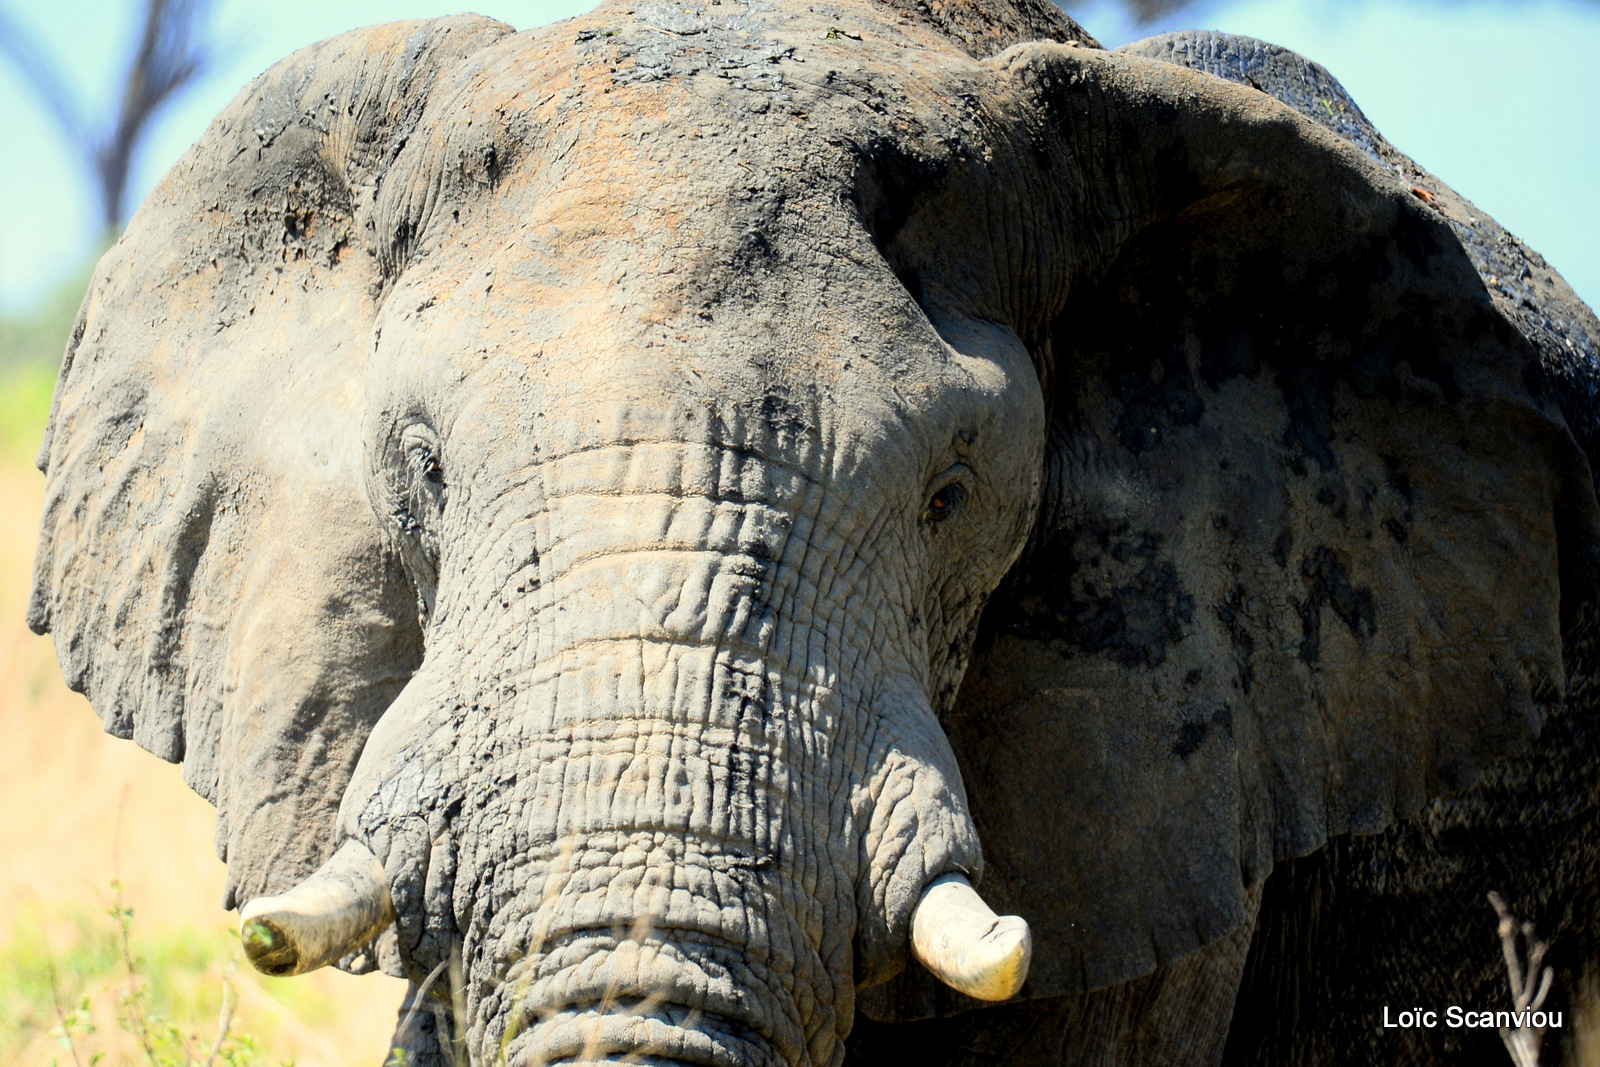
[29, 0, 1600, 1064]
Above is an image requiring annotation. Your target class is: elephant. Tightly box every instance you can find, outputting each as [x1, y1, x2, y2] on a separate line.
[26, 0, 1600, 1064]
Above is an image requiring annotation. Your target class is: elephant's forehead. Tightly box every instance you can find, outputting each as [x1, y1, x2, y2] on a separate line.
[419, 286, 977, 488]
[513, 0, 980, 105]
[415, 0, 991, 229]
[382, 164, 963, 421]
[378, 43, 993, 376]
[366, 1, 1040, 483]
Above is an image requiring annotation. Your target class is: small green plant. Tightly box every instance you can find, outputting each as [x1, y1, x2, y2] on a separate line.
[45, 970, 99, 1067]
[1, 883, 288, 1067]
[106, 881, 266, 1067]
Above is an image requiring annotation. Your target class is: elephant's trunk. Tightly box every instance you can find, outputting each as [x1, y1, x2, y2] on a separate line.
[438, 642, 862, 1066]
[321, 423, 1006, 1064]
[494, 916, 802, 1066]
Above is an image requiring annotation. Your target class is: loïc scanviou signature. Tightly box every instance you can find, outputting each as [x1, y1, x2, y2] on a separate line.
[1382, 1007, 1564, 1030]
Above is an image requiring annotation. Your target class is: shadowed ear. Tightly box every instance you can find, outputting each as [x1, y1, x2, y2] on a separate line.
[27, 16, 512, 926]
[863, 45, 1600, 1015]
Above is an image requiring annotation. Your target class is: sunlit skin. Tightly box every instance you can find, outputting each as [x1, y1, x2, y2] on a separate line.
[26, 1, 1600, 1064]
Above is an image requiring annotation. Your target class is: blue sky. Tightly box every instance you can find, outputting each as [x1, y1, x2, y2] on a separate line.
[1, 0, 1596, 313]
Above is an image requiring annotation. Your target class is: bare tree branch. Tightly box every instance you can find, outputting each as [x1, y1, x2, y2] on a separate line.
[1103, 0, 1192, 22]
[0, 0, 212, 230]
[96, 0, 213, 228]
[1490, 892, 1556, 1067]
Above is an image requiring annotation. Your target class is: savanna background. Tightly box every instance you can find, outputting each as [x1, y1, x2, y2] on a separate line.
[1, 0, 1596, 1063]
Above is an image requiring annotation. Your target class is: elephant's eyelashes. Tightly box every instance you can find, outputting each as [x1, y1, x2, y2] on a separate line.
[925, 481, 967, 523]
[400, 427, 445, 496]
[417, 449, 442, 483]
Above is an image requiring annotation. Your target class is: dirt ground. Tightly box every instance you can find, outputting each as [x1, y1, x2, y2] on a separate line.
[0, 451, 408, 1065]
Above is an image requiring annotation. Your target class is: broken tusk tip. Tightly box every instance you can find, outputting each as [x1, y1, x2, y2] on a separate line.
[965, 919, 1032, 1001]
[240, 917, 279, 950]
[910, 874, 1033, 1001]
[239, 912, 301, 976]
[233, 842, 394, 978]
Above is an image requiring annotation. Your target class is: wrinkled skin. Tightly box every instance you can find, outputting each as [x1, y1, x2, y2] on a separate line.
[28, 2, 1600, 1065]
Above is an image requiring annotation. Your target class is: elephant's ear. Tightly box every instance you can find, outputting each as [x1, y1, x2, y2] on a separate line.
[1119, 30, 1600, 474]
[27, 16, 512, 918]
[877, 46, 1600, 1013]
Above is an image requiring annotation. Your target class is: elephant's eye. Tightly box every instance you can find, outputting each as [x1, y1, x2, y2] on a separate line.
[413, 446, 443, 484]
[926, 481, 966, 523]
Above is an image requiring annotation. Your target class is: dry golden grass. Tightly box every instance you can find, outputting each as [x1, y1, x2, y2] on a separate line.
[0, 370, 407, 1065]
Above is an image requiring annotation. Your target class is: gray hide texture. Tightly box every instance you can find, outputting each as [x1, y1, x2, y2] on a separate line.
[852, 31, 1600, 1067]
[28, 1, 1600, 1064]
[862, 26, 1600, 1015]
[29, 16, 512, 915]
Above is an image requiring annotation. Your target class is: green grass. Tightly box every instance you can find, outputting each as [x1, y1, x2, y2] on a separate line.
[0, 262, 96, 468]
[0, 359, 58, 468]
[0, 884, 288, 1066]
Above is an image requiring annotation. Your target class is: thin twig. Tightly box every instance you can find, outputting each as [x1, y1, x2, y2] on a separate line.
[448, 942, 470, 1067]
[112, 879, 159, 1063]
[391, 957, 451, 1062]
[106, 787, 159, 1063]
[200, 960, 238, 1067]
[46, 964, 85, 1067]
[498, 835, 580, 1066]
[1490, 892, 1555, 1067]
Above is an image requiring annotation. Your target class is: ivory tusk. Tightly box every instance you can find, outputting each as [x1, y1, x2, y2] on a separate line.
[239, 839, 395, 977]
[910, 872, 1032, 1001]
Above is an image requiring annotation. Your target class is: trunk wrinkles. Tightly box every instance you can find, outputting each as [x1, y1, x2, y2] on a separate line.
[351, 433, 981, 1066]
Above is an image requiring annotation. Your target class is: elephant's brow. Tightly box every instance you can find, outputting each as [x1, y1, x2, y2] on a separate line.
[519, 578, 887, 674]
[502, 661, 839, 722]
[535, 484, 812, 506]
[494, 436, 835, 489]
[514, 629, 842, 669]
